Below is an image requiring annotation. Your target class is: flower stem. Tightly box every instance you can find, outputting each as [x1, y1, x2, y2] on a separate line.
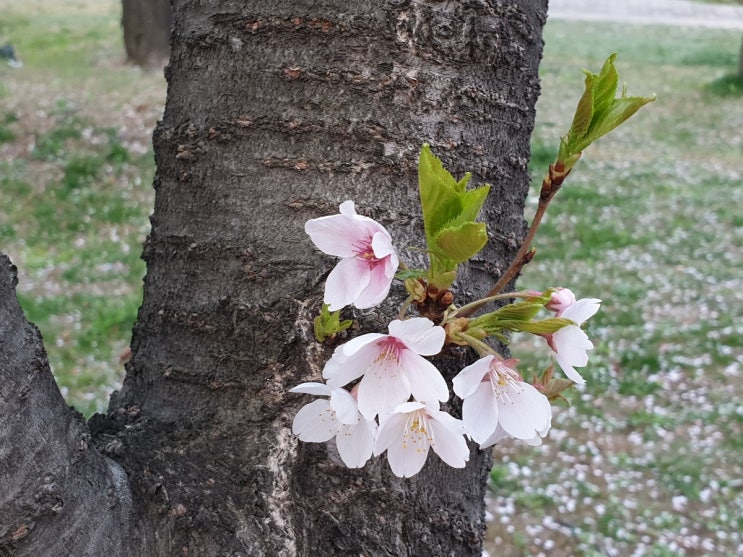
[459, 164, 568, 317]
[457, 332, 500, 358]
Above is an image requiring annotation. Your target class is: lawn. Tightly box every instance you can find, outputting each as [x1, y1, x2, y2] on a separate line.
[485, 19, 743, 557]
[1, 3, 742, 555]
[0, 0, 164, 414]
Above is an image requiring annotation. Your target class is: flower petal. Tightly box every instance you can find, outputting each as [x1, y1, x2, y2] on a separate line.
[289, 382, 333, 396]
[304, 213, 361, 258]
[353, 260, 395, 309]
[401, 350, 449, 405]
[560, 298, 601, 324]
[336, 419, 377, 468]
[462, 381, 499, 444]
[385, 421, 430, 478]
[329, 388, 360, 425]
[292, 399, 338, 442]
[388, 318, 445, 356]
[371, 230, 396, 260]
[429, 415, 469, 469]
[452, 355, 493, 399]
[324, 257, 370, 311]
[356, 355, 412, 420]
[497, 383, 552, 440]
[480, 425, 508, 449]
[323, 340, 380, 388]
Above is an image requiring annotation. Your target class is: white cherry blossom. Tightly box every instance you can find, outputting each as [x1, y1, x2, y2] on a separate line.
[290, 382, 377, 468]
[374, 401, 469, 478]
[452, 356, 552, 448]
[323, 318, 448, 420]
[546, 296, 601, 385]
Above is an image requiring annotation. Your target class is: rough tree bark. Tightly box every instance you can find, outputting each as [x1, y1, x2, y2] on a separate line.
[1, 1, 547, 555]
[122, 0, 172, 69]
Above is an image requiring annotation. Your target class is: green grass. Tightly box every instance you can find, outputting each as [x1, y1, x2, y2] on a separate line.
[487, 18, 743, 557]
[0, 0, 164, 415]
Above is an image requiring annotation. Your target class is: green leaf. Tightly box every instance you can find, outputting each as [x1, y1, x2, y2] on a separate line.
[434, 222, 488, 264]
[417, 145, 491, 288]
[314, 304, 353, 343]
[395, 268, 427, 281]
[558, 54, 655, 171]
[469, 301, 545, 331]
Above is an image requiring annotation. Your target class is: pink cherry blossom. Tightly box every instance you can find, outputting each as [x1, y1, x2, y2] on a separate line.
[323, 317, 448, 420]
[546, 297, 601, 385]
[452, 356, 552, 448]
[374, 401, 469, 478]
[305, 200, 399, 311]
[290, 382, 377, 468]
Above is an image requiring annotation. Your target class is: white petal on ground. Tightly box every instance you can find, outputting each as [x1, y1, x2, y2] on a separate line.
[292, 399, 338, 442]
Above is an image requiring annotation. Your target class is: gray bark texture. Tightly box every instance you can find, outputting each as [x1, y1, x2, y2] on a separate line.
[122, 0, 172, 69]
[1, 1, 547, 555]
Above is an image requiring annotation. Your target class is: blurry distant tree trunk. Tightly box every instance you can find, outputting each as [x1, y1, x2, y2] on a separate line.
[122, 0, 172, 69]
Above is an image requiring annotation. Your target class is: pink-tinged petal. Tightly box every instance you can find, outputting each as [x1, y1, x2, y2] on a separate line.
[452, 356, 494, 399]
[357, 356, 412, 420]
[324, 257, 371, 311]
[338, 200, 357, 216]
[353, 261, 395, 309]
[462, 382, 499, 444]
[323, 340, 381, 388]
[388, 318, 446, 356]
[292, 399, 338, 442]
[560, 298, 601, 324]
[329, 388, 360, 425]
[400, 350, 449, 405]
[340, 333, 386, 357]
[546, 288, 577, 313]
[336, 420, 377, 468]
[370, 230, 396, 260]
[385, 422, 430, 478]
[304, 213, 361, 258]
[555, 353, 586, 385]
[497, 383, 552, 440]
[480, 425, 508, 449]
[374, 412, 408, 455]
[428, 417, 469, 469]
[289, 382, 333, 396]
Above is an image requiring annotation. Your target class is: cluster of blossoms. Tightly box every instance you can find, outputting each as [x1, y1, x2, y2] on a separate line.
[290, 201, 601, 478]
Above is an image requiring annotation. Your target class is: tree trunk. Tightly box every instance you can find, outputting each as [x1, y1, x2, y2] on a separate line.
[122, 0, 172, 69]
[2, 1, 547, 555]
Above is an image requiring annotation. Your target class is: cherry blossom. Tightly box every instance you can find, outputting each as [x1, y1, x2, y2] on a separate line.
[374, 401, 469, 478]
[546, 297, 601, 384]
[305, 200, 399, 311]
[452, 356, 552, 448]
[290, 382, 377, 468]
[323, 317, 447, 420]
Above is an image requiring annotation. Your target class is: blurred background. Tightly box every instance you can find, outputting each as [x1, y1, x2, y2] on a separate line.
[1, 1, 741, 555]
